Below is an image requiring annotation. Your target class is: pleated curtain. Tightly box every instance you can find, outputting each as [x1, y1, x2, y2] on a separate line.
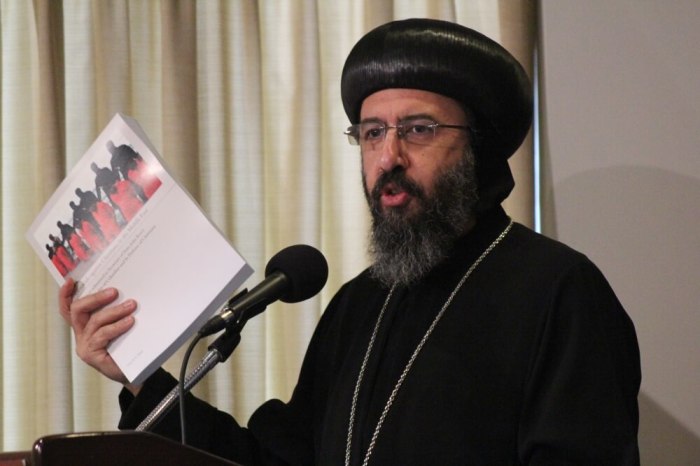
[0, 0, 535, 451]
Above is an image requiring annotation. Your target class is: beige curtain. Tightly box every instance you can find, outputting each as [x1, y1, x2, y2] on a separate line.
[0, 0, 535, 451]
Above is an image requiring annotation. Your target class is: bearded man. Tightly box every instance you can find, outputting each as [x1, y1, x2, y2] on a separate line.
[60, 18, 640, 465]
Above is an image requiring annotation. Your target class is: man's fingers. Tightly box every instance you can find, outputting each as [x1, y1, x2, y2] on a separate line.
[69, 288, 120, 330]
[77, 300, 137, 358]
[57, 283, 135, 386]
[82, 313, 135, 357]
[58, 278, 77, 323]
[82, 300, 137, 343]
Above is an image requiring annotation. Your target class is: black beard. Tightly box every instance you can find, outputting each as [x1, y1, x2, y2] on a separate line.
[363, 150, 479, 287]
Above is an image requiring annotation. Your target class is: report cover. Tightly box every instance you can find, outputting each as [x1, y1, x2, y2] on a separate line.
[26, 113, 253, 384]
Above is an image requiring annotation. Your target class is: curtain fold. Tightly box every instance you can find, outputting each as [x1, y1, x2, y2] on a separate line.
[32, 0, 73, 440]
[0, 0, 535, 451]
[161, 0, 200, 196]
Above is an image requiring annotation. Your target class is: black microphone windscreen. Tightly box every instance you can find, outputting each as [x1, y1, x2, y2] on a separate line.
[264, 244, 328, 303]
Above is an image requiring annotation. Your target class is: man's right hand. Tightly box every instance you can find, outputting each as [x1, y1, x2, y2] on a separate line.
[59, 278, 142, 395]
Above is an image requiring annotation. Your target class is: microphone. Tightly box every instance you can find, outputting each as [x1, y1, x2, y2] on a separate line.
[198, 244, 328, 337]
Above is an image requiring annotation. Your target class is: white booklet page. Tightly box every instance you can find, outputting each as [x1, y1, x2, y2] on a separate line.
[26, 113, 253, 384]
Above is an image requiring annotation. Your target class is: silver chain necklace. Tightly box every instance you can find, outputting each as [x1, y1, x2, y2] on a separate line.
[344, 219, 513, 466]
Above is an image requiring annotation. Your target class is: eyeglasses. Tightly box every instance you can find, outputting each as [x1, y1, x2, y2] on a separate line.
[344, 117, 469, 150]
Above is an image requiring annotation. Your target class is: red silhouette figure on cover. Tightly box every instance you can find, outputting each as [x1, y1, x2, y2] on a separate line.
[70, 200, 107, 252]
[107, 140, 162, 201]
[75, 187, 121, 241]
[91, 162, 143, 223]
[57, 220, 92, 262]
[46, 243, 68, 276]
[48, 233, 76, 274]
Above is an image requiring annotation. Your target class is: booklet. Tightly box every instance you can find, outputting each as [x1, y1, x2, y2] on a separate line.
[26, 113, 253, 384]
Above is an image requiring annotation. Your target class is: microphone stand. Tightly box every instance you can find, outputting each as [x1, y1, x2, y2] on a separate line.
[135, 308, 252, 432]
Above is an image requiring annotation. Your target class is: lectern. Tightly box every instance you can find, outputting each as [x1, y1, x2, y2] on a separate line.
[0, 431, 240, 466]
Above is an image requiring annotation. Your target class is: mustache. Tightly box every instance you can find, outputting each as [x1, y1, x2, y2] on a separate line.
[370, 168, 425, 203]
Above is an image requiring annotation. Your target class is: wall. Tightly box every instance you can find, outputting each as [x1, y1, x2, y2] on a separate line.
[538, 1, 700, 463]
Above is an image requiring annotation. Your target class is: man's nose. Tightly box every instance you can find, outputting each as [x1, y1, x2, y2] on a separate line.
[377, 128, 407, 173]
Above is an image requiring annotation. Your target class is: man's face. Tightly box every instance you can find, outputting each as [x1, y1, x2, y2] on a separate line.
[357, 88, 479, 287]
[359, 88, 470, 218]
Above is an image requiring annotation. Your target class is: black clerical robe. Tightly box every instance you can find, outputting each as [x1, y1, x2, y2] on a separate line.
[119, 207, 641, 465]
